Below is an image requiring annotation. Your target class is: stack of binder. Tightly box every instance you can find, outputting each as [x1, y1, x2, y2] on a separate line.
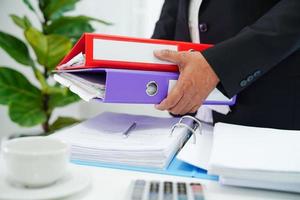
[53, 33, 236, 105]
[51, 112, 218, 181]
[52, 111, 300, 193]
[53, 35, 300, 193]
[53, 112, 190, 169]
[51, 33, 240, 185]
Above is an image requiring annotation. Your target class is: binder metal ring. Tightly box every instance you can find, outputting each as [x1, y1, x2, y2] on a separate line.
[178, 115, 202, 135]
[170, 115, 202, 144]
[170, 123, 197, 144]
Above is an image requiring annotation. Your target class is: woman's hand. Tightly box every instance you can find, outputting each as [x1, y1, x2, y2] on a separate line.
[154, 49, 220, 115]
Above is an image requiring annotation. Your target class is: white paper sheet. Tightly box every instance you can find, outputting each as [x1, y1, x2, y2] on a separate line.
[58, 52, 85, 69]
[209, 123, 300, 183]
[52, 112, 192, 169]
[53, 73, 105, 102]
[220, 176, 300, 193]
[176, 123, 214, 170]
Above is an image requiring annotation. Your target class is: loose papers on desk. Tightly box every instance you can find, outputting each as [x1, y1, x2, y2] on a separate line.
[51, 111, 300, 193]
[208, 123, 300, 193]
[52, 112, 192, 169]
[176, 121, 300, 193]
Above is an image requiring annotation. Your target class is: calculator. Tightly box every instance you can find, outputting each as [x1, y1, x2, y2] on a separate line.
[127, 179, 205, 200]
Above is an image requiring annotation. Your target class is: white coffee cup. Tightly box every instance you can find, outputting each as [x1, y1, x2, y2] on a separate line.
[1, 136, 69, 187]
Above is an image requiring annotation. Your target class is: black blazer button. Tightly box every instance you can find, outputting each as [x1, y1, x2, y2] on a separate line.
[254, 70, 261, 77]
[199, 23, 208, 32]
[240, 80, 247, 87]
[247, 75, 254, 82]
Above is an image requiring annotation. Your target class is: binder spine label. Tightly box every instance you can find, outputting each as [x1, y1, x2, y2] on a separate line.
[93, 38, 178, 64]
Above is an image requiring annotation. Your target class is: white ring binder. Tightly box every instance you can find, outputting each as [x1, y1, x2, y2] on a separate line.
[170, 115, 202, 144]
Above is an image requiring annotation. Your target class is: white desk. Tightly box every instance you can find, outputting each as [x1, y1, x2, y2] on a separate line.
[65, 163, 300, 200]
[1, 137, 300, 200]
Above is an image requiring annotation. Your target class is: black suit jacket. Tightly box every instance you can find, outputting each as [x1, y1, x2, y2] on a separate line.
[152, 0, 300, 130]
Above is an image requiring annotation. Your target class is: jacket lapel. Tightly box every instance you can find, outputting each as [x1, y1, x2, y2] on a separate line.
[176, 0, 192, 41]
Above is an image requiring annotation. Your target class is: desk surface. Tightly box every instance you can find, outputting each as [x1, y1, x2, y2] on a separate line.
[65, 163, 300, 200]
[1, 136, 300, 200]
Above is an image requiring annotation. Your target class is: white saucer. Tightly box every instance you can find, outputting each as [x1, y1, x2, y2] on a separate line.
[0, 167, 91, 200]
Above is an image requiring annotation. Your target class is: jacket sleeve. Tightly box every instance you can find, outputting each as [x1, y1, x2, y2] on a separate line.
[202, 0, 300, 98]
[151, 0, 180, 40]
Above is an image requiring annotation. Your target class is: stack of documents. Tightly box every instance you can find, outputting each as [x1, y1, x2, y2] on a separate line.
[52, 112, 192, 169]
[53, 33, 236, 105]
[208, 123, 300, 193]
[54, 71, 106, 102]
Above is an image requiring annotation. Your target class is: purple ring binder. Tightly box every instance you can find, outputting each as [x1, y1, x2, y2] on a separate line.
[55, 68, 236, 105]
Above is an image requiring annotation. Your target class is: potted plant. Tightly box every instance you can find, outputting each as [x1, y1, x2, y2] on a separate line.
[0, 0, 111, 135]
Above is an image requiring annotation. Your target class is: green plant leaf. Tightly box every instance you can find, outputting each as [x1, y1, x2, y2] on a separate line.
[23, 16, 32, 28]
[24, 27, 47, 65]
[39, 0, 80, 21]
[0, 67, 40, 105]
[10, 15, 32, 30]
[45, 15, 112, 41]
[22, 0, 36, 12]
[9, 99, 47, 127]
[0, 67, 46, 127]
[46, 34, 72, 69]
[49, 89, 80, 109]
[45, 16, 94, 41]
[10, 15, 25, 29]
[0, 31, 34, 66]
[25, 27, 72, 70]
[49, 116, 80, 132]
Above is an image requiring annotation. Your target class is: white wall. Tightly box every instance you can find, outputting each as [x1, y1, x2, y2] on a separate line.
[0, 0, 167, 137]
